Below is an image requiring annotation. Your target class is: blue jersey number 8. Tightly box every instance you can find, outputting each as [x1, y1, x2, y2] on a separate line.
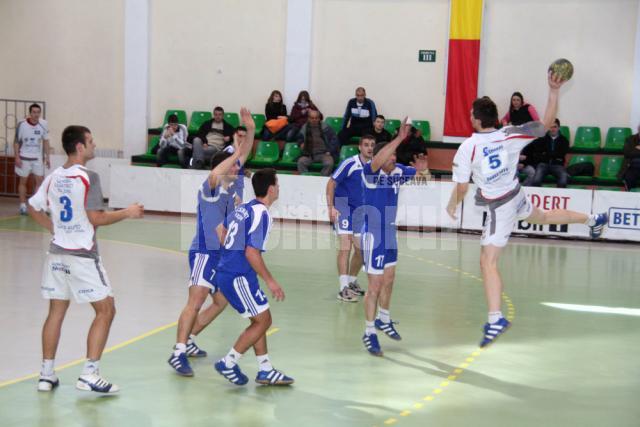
[59, 196, 73, 222]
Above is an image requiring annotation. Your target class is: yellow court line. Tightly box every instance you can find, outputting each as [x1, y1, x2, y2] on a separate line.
[372, 254, 517, 426]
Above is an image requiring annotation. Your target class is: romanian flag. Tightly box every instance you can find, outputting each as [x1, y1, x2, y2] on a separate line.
[443, 0, 483, 137]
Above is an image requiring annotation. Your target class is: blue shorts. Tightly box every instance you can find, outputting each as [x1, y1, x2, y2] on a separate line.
[334, 205, 364, 236]
[188, 250, 219, 293]
[360, 223, 398, 275]
[216, 271, 270, 318]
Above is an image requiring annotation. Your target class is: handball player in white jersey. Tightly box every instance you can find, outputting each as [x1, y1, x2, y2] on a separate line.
[28, 125, 144, 393]
[14, 103, 50, 215]
[446, 73, 607, 348]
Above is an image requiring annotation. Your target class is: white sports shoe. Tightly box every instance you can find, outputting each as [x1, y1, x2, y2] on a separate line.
[76, 373, 119, 393]
[37, 374, 59, 392]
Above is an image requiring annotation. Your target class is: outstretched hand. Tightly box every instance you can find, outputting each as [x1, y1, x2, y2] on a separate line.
[548, 71, 566, 90]
[239, 107, 255, 131]
[397, 116, 411, 140]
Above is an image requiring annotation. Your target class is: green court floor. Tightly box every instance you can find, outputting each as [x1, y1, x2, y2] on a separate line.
[0, 216, 639, 427]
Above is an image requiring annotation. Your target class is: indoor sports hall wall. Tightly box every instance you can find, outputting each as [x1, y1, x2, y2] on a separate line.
[148, 0, 287, 127]
[310, 0, 449, 139]
[480, 0, 637, 136]
[0, 0, 125, 153]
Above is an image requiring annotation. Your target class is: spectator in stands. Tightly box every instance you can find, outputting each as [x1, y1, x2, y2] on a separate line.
[338, 87, 377, 146]
[156, 114, 189, 168]
[501, 91, 540, 126]
[518, 138, 542, 186]
[395, 126, 428, 167]
[191, 106, 235, 169]
[531, 119, 569, 187]
[288, 90, 320, 142]
[297, 109, 338, 176]
[371, 115, 392, 144]
[262, 90, 291, 141]
[620, 125, 640, 190]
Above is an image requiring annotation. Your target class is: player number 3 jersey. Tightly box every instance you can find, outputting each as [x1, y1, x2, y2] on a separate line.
[28, 164, 104, 255]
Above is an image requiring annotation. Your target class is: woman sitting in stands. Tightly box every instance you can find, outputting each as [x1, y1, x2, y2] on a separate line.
[288, 90, 320, 142]
[262, 90, 291, 141]
[501, 91, 539, 126]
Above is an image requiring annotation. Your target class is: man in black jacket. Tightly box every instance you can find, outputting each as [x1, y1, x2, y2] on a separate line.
[297, 110, 339, 176]
[620, 125, 640, 190]
[338, 87, 377, 146]
[531, 119, 569, 187]
[190, 106, 235, 169]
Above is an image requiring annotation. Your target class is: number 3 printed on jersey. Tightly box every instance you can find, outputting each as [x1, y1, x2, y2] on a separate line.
[224, 221, 239, 249]
[59, 196, 73, 222]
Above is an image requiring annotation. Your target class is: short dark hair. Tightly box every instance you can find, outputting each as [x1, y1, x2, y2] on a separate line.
[236, 126, 247, 133]
[252, 168, 277, 198]
[360, 134, 376, 143]
[554, 118, 561, 126]
[375, 115, 385, 121]
[472, 97, 498, 128]
[213, 106, 224, 113]
[168, 114, 178, 124]
[29, 103, 41, 113]
[210, 151, 233, 170]
[62, 125, 91, 155]
[373, 141, 390, 156]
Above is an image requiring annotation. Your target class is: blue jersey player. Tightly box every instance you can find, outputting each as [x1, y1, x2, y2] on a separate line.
[360, 119, 428, 356]
[168, 109, 254, 376]
[224, 126, 253, 206]
[213, 168, 294, 386]
[326, 135, 374, 302]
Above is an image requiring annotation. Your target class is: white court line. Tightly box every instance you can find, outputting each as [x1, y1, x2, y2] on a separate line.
[542, 302, 640, 317]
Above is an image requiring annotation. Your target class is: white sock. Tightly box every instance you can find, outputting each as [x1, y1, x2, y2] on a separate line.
[348, 275, 357, 284]
[174, 342, 187, 356]
[82, 359, 100, 376]
[41, 359, 55, 377]
[378, 307, 391, 324]
[256, 354, 273, 372]
[339, 275, 350, 290]
[586, 214, 596, 226]
[187, 334, 196, 344]
[488, 311, 503, 324]
[20, 202, 26, 208]
[223, 347, 243, 368]
[365, 321, 375, 336]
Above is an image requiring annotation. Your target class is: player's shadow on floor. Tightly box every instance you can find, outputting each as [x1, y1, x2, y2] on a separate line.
[384, 348, 566, 401]
[253, 385, 396, 426]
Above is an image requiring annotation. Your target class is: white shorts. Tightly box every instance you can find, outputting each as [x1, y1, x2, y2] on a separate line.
[15, 159, 44, 177]
[481, 189, 533, 247]
[41, 253, 114, 303]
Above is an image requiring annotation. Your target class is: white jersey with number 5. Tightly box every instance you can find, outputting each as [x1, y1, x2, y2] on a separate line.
[452, 123, 544, 199]
[28, 164, 104, 254]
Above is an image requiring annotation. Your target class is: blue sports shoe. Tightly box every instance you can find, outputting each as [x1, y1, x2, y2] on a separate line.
[255, 369, 294, 386]
[362, 333, 383, 356]
[479, 317, 511, 348]
[186, 340, 207, 358]
[168, 352, 194, 377]
[589, 213, 608, 239]
[375, 319, 402, 341]
[214, 360, 248, 386]
[76, 373, 119, 393]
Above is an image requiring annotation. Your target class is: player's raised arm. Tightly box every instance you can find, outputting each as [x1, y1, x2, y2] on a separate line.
[208, 140, 243, 189]
[370, 117, 410, 172]
[238, 107, 255, 166]
[541, 72, 566, 131]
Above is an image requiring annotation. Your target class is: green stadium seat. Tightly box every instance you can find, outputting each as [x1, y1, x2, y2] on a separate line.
[560, 125, 570, 142]
[252, 114, 266, 137]
[147, 136, 161, 154]
[603, 127, 631, 152]
[596, 156, 623, 183]
[573, 126, 601, 151]
[248, 140, 280, 166]
[224, 112, 240, 128]
[631, 188, 640, 193]
[162, 110, 187, 126]
[412, 120, 431, 141]
[325, 117, 343, 134]
[384, 119, 401, 135]
[568, 155, 595, 184]
[188, 111, 212, 134]
[277, 143, 302, 168]
[597, 186, 624, 191]
[339, 145, 360, 163]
